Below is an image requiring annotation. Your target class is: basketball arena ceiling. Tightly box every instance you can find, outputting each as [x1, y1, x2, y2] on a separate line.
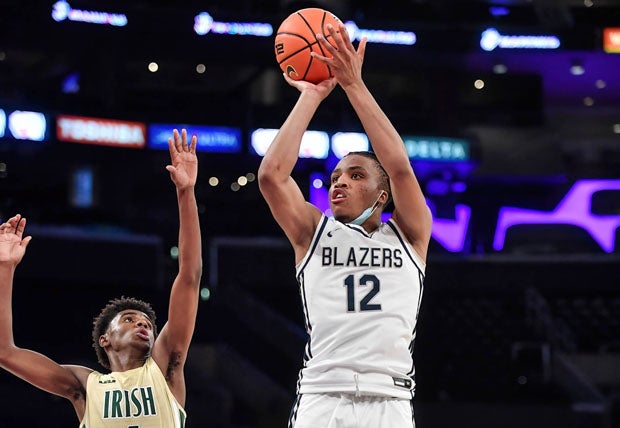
[0, 0, 619, 127]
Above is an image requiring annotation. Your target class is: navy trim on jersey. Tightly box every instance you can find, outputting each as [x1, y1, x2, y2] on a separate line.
[296, 216, 328, 334]
[295, 362, 305, 394]
[408, 336, 417, 379]
[297, 215, 329, 276]
[288, 394, 302, 428]
[344, 222, 372, 237]
[408, 270, 426, 381]
[303, 334, 313, 361]
[295, 216, 328, 395]
[411, 270, 425, 338]
[386, 219, 425, 385]
[298, 272, 312, 334]
[386, 219, 424, 275]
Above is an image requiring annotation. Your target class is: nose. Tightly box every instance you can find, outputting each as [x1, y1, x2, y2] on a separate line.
[334, 178, 348, 188]
[136, 319, 148, 328]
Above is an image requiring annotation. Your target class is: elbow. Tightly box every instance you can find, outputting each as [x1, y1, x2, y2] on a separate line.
[192, 259, 204, 286]
[188, 261, 203, 287]
[178, 258, 203, 288]
[257, 160, 275, 183]
[0, 344, 16, 367]
[177, 268, 202, 290]
[193, 264, 203, 286]
[258, 162, 279, 192]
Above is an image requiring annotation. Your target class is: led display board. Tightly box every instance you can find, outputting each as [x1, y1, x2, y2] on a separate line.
[402, 136, 470, 162]
[0, 109, 5, 138]
[6, 110, 48, 142]
[194, 12, 272, 37]
[148, 124, 241, 153]
[251, 128, 329, 159]
[603, 28, 620, 53]
[57, 115, 146, 148]
[51, 1, 128, 26]
[344, 21, 416, 45]
[331, 132, 370, 159]
[480, 28, 560, 51]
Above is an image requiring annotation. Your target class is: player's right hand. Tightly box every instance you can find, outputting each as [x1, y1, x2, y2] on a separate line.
[0, 214, 32, 265]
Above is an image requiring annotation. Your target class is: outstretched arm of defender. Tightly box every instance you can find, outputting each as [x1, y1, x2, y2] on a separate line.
[151, 129, 202, 406]
[0, 215, 90, 417]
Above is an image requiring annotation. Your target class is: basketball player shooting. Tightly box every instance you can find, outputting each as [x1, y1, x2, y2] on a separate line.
[0, 129, 202, 427]
[258, 22, 433, 428]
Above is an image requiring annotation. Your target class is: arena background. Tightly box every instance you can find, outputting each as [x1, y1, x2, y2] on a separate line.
[1, 1, 619, 427]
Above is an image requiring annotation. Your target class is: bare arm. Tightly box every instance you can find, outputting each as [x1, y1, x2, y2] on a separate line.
[315, 24, 433, 260]
[257, 76, 336, 263]
[0, 215, 89, 418]
[150, 130, 202, 406]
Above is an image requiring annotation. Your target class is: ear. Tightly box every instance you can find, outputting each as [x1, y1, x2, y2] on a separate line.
[378, 190, 389, 206]
[99, 334, 109, 348]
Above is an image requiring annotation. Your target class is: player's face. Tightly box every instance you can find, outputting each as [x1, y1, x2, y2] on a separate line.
[329, 155, 383, 222]
[106, 309, 155, 352]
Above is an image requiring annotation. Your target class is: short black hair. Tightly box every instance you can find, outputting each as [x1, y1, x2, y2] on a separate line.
[344, 151, 392, 205]
[91, 296, 158, 370]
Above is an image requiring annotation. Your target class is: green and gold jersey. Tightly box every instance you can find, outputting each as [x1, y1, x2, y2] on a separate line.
[80, 357, 186, 428]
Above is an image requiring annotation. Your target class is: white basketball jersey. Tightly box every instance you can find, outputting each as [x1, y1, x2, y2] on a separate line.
[295, 215, 426, 399]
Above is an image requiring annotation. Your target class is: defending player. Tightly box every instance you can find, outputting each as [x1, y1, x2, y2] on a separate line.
[0, 129, 202, 427]
[258, 22, 432, 428]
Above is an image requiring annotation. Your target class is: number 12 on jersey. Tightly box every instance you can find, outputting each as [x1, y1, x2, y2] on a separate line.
[344, 274, 381, 312]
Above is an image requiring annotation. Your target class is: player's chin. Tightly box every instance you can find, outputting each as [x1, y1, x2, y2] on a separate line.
[134, 337, 152, 349]
[332, 212, 352, 223]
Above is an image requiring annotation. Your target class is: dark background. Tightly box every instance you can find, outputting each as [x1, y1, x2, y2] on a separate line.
[1, 1, 620, 427]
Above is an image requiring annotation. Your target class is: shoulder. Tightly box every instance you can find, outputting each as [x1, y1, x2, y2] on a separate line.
[292, 211, 329, 263]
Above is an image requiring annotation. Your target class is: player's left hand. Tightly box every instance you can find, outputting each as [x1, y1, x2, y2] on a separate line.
[313, 22, 366, 89]
[166, 129, 198, 190]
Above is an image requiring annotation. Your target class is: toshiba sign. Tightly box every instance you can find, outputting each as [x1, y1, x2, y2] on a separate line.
[57, 115, 146, 148]
[603, 28, 620, 53]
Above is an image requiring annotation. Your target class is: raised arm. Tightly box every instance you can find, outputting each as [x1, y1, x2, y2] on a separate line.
[257, 76, 336, 262]
[0, 215, 90, 417]
[316, 24, 433, 260]
[150, 129, 202, 405]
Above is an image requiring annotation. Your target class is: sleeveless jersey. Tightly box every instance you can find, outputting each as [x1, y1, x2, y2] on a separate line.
[295, 215, 425, 399]
[80, 357, 186, 428]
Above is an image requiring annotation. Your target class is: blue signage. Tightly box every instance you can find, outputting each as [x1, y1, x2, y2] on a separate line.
[402, 136, 470, 162]
[0, 109, 5, 138]
[148, 124, 241, 153]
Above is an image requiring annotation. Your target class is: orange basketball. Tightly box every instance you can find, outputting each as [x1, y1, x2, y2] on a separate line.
[274, 8, 342, 84]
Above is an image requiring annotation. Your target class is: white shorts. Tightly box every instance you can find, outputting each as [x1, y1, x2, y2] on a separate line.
[289, 393, 415, 428]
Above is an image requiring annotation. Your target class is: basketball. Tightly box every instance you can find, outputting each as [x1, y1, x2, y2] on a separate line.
[274, 8, 342, 84]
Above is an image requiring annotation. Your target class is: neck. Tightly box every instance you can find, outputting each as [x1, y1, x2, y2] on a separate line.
[360, 217, 381, 234]
[107, 351, 149, 372]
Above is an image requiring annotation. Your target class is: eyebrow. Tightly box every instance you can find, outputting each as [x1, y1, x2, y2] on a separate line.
[118, 311, 153, 324]
[331, 165, 367, 175]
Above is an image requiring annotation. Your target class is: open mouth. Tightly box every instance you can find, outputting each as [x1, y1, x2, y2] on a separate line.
[331, 190, 346, 203]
